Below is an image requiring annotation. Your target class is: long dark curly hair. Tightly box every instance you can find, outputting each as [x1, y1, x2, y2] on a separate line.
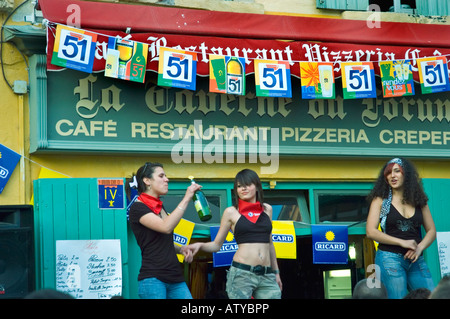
[367, 157, 428, 208]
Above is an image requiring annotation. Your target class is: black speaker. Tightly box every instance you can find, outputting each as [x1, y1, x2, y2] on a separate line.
[0, 205, 34, 299]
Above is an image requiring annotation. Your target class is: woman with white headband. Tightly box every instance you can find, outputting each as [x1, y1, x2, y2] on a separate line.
[366, 157, 436, 299]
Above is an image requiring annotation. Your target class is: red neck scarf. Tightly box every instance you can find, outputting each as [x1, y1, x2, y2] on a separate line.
[238, 199, 263, 223]
[138, 193, 163, 215]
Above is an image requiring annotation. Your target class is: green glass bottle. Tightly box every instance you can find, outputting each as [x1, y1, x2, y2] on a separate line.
[189, 176, 212, 222]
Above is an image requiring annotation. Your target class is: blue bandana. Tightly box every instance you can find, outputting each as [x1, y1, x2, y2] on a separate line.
[380, 158, 404, 232]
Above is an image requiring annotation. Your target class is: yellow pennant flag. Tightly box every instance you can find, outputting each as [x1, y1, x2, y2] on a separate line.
[174, 218, 195, 262]
[272, 221, 296, 259]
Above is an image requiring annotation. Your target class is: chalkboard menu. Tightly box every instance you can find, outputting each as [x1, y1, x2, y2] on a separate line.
[56, 240, 122, 299]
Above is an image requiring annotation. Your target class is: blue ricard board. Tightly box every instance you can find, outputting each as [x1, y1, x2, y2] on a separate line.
[210, 226, 238, 267]
[312, 225, 348, 264]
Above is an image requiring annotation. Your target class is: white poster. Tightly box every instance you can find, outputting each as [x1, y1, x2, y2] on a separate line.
[56, 239, 122, 299]
[437, 232, 450, 278]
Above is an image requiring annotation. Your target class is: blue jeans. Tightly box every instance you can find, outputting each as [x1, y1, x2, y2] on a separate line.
[375, 249, 435, 299]
[138, 277, 192, 299]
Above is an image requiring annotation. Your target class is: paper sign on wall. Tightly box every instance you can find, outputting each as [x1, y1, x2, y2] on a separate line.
[254, 59, 292, 98]
[158, 47, 197, 90]
[379, 60, 415, 98]
[341, 62, 376, 99]
[437, 232, 450, 278]
[56, 239, 122, 299]
[300, 62, 335, 99]
[417, 56, 450, 94]
[51, 24, 97, 73]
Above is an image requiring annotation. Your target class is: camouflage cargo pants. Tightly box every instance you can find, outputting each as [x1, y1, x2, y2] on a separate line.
[226, 265, 281, 299]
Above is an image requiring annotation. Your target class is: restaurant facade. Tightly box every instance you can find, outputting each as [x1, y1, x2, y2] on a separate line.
[1, 0, 450, 299]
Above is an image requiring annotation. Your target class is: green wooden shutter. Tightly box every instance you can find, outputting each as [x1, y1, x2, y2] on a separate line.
[421, 178, 450, 286]
[33, 178, 130, 298]
[416, 0, 450, 16]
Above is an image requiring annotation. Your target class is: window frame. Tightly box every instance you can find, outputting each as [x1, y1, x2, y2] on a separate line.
[263, 189, 310, 223]
[313, 189, 371, 226]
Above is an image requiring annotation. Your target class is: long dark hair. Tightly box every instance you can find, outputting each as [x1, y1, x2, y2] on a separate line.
[367, 157, 428, 208]
[125, 162, 163, 200]
[233, 169, 264, 210]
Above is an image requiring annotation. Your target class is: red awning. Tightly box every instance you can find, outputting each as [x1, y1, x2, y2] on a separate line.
[38, 0, 450, 48]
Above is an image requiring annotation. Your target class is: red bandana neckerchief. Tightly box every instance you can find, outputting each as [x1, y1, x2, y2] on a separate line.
[238, 199, 263, 224]
[138, 193, 163, 215]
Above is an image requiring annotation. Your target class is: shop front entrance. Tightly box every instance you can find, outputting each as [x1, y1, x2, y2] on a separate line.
[264, 188, 371, 298]
[201, 235, 372, 299]
[32, 177, 448, 298]
[277, 236, 370, 299]
[194, 188, 373, 299]
[32, 177, 374, 298]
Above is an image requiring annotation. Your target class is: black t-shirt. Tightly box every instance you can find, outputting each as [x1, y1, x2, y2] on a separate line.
[128, 202, 185, 283]
[378, 204, 423, 255]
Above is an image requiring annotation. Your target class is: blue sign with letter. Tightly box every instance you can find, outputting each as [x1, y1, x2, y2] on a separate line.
[312, 225, 348, 264]
[0, 144, 21, 194]
[98, 179, 125, 209]
[210, 226, 238, 267]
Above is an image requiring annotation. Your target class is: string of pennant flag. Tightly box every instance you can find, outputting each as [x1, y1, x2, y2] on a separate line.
[49, 22, 450, 100]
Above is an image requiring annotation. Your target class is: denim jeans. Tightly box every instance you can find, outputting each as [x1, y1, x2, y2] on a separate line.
[375, 249, 435, 299]
[226, 265, 281, 299]
[138, 277, 192, 299]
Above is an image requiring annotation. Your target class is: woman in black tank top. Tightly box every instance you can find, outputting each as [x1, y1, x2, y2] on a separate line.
[186, 169, 282, 299]
[366, 158, 436, 298]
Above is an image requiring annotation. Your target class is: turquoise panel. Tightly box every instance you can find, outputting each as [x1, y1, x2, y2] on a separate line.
[422, 178, 450, 286]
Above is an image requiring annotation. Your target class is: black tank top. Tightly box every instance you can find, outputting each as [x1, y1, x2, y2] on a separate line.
[378, 204, 423, 255]
[234, 212, 272, 244]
